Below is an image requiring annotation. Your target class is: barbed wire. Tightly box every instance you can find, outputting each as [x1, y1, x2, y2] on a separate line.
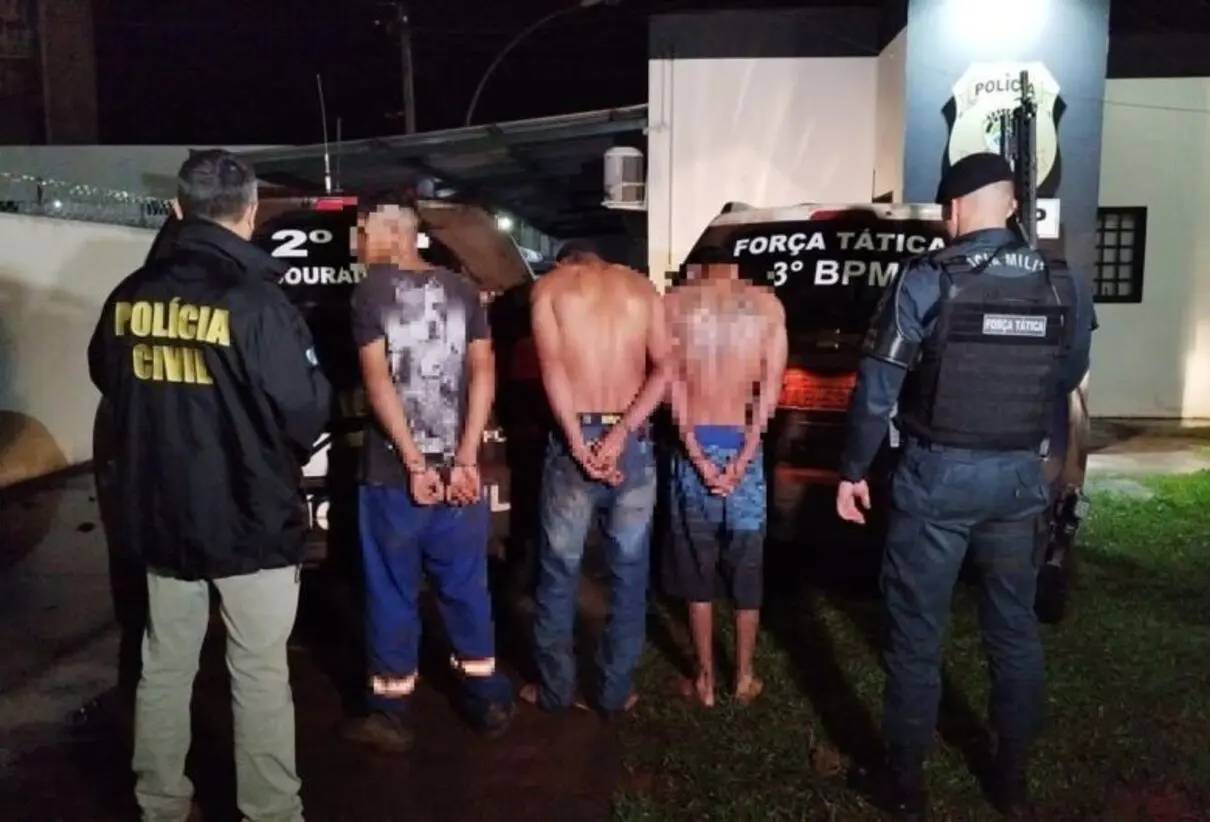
[0, 171, 172, 230]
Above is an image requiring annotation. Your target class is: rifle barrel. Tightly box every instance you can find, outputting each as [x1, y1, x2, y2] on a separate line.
[1014, 69, 1039, 249]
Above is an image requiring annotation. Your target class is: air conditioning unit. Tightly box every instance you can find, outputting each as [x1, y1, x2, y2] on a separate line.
[602, 147, 646, 211]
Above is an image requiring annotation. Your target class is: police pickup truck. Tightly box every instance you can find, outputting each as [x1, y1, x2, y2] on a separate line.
[676, 203, 1089, 623]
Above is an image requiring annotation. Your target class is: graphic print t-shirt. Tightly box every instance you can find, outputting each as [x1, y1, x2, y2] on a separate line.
[351, 265, 490, 486]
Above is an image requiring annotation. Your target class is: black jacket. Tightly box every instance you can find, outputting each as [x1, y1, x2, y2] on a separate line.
[88, 219, 332, 580]
[94, 214, 185, 550]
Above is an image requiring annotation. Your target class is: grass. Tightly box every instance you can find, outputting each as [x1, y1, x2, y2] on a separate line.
[611, 473, 1210, 821]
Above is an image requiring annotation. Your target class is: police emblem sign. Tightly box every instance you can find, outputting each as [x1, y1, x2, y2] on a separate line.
[947, 62, 1062, 192]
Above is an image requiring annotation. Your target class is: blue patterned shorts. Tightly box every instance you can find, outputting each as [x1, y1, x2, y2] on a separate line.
[664, 426, 766, 609]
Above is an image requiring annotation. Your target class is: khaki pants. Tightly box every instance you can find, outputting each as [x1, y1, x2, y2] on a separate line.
[133, 567, 304, 822]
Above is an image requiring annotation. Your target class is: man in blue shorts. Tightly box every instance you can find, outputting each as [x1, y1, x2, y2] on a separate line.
[662, 251, 787, 706]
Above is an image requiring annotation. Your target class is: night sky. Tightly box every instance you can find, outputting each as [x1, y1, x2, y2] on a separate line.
[93, 0, 664, 145]
[93, 0, 1210, 146]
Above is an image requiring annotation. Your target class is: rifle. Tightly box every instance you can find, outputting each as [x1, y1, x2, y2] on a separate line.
[998, 69, 1038, 249]
[1000, 70, 1090, 623]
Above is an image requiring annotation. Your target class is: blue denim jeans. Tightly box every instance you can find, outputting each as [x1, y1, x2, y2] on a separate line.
[532, 421, 657, 712]
[882, 441, 1051, 749]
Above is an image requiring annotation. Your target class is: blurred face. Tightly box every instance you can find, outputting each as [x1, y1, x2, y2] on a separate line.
[354, 205, 414, 261]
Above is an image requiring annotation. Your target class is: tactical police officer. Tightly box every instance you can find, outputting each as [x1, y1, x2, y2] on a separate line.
[835, 153, 1094, 820]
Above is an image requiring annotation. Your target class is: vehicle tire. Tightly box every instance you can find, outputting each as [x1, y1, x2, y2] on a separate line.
[1035, 551, 1074, 625]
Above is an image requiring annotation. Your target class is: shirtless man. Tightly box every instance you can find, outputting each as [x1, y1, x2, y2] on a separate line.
[662, 248, 787, 707]
[522, 240, 671, 717]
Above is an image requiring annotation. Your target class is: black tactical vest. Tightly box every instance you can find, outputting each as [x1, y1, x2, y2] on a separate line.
[898, 244, 1073, 451]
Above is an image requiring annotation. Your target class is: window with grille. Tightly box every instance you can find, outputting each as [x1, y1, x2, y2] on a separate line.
[1094, 207, 1146, 303]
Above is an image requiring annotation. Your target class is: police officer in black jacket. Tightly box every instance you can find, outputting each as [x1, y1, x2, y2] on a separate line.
[835, 153, 1094, 820]
[87, 150, 330, 822]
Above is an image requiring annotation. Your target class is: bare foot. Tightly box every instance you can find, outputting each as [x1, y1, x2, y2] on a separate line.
[678, 674, 715, 707]
[734, 675, 764, 705]
[518, 683, 540, 705]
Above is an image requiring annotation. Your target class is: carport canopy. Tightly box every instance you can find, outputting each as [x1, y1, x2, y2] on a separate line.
[234, 105, 648, 239]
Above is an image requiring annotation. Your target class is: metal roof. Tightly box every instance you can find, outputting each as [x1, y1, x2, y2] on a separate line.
[235, 105, 648, 239]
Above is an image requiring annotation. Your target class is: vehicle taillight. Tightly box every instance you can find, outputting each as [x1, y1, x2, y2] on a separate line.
[313, 197, 357, 211]
[778, 368, 857, 412]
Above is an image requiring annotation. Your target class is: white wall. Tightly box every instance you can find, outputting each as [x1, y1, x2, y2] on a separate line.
[1095, 77, 1210, 418]
[0, 214, 154, 486]
[647, 56, 879, 288]
[874, 30, 907, 201]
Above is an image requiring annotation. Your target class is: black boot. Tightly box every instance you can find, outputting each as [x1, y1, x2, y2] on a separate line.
[849, 746, 928, 821]
[990, 740, 1032, 818]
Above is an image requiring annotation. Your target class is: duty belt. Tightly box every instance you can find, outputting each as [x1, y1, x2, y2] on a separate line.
[909, 437, 1043, 456]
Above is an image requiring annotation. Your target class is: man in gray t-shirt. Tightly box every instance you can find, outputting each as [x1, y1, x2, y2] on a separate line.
[341, 194, 513, 754]
[354, 264, 489, 481]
